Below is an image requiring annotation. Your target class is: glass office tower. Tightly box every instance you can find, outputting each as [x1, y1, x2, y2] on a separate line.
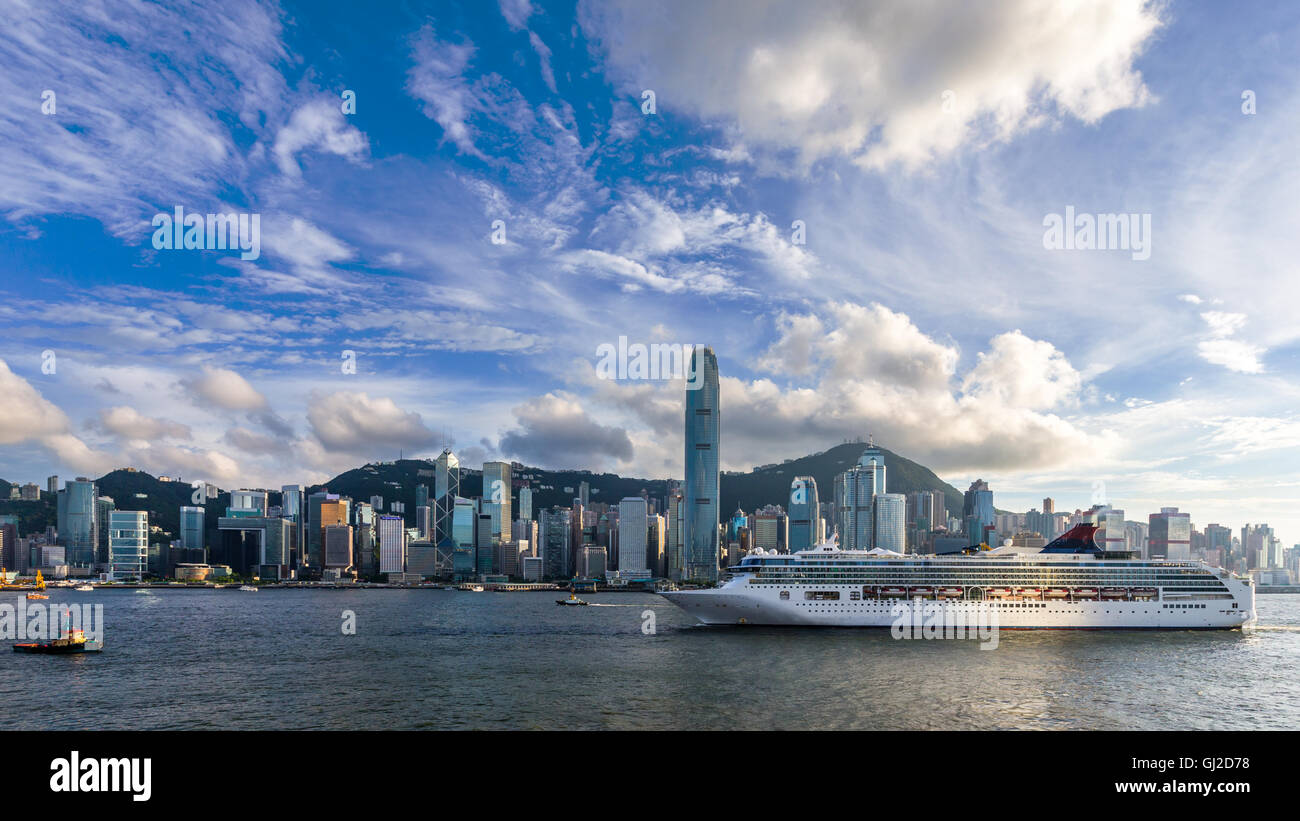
[683, 346, 720, 583]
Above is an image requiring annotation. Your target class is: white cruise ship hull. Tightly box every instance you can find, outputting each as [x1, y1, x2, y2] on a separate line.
[662, 578, 1255, 630]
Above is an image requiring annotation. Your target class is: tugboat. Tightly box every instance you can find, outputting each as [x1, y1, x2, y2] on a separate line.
[556, 593, 589, 606]
[14, 610, 103, 654]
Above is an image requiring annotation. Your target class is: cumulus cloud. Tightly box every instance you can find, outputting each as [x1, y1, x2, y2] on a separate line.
[95, 406, 192, 440]
[123, 442, 241, 484]
[224, 426, 284, 453]
[307, 391, 438, 453]
[580, 0, 1163, 170]
[182, 366, 269, 411]
[499, 391, 634, 469]
[0, 358, 111, 473]
[618, 302, 1102, 474]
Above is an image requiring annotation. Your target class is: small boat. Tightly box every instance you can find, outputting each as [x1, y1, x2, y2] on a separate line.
[14, 612, 103, 654]
[937, 587, 964, 599]
[1016, 587, 1042, 599]
[1131, 587, 1158, 599]
[986, 587, 1013, 599]
[1044, 587, 1070, 599]
[470, 585, 485, 592]
[556, 593, 588, 606]
[134, 589, 151, 594]
[879, 586, 907, 598]
[238, 585, 258, 592]
[1100, 587, 1128, 599]
[27, 570, 49, 599]
[1073, 587, 1099, 599]
[908, 586, 935, 598]
[74, 585, 94, 592]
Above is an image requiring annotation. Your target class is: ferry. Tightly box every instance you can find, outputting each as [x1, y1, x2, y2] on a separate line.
[660, 524, 1255, 629]
[556, 593, 589, 606]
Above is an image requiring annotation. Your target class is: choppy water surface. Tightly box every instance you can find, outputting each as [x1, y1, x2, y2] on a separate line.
[3, 589, 1298, 730]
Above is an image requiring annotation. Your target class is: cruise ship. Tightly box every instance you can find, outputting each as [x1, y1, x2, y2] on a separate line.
[660, 525, 1255, 629]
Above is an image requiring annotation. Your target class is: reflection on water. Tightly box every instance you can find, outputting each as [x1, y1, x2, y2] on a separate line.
[2, 590, 1297, 730]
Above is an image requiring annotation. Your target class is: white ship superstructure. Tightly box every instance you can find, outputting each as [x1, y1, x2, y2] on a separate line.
[661, 525, 1255, 629]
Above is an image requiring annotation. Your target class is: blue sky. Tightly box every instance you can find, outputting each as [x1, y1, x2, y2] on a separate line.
[1, 0, 1299, 543]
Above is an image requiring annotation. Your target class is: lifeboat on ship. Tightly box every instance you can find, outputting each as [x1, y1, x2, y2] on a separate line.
[1072, 587, 1099, 599]
[879, 586, 907, 598]
[937, 587, 964, 599]
[986, 587, 1013, 599]
[1131, 587, 1158, 600]
[1100, 587, 1128, 600]
[1016, 587, 1042, 599]
[907, 586, 935, 599]
[1043, 587, 1070, 599]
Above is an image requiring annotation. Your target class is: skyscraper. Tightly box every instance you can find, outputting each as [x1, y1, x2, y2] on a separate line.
[873, 493, 906, 553]
[434, 449, 460, 546]
[617, 496, 650, 576]
[963, 480, 995, 545]
[108, 510, 148, 579]
[378, 515, 405, 574]
[452, 497, 475, 546]
[1149, 507, 1192, 560]
[836, 449, 886, 550]
[180, 505, 205, 555]
[309, 495, 349, 569]
[665, 490, 684, 581]
[539, 507, 572, 580]
[518, 486, 533, 522]
[57, 478, 97, 567]
[482, 461, 512, 539]
[788, 476, 821, 552]
[324, 524, 354, 570]
[95, 495, 115, 564]
[683, 345, 719, 583]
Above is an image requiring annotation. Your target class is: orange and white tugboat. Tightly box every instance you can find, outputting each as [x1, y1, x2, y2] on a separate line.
[14, 609, 103, 654]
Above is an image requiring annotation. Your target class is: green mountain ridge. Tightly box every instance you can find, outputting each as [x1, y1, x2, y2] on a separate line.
[0, 442, 963, 538]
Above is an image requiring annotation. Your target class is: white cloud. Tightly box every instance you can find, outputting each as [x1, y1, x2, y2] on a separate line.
[580, 0, 1163, 170]
[0, 358, 111, 473]
[306, 391, 438, 453]
[272, 97, 369, 177]
[96, 406, 192, 440]
[1197, 339, 1265, 374]
[182, 366, 269, 411]
[498, 391, 634, 469]
[1197, 311, 1264, 374]
[407, 26, 485, 158]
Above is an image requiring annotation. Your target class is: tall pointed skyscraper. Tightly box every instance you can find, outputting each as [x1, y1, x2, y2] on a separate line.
[434, 449, 460, 547]
[683, 346, 720, 583]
